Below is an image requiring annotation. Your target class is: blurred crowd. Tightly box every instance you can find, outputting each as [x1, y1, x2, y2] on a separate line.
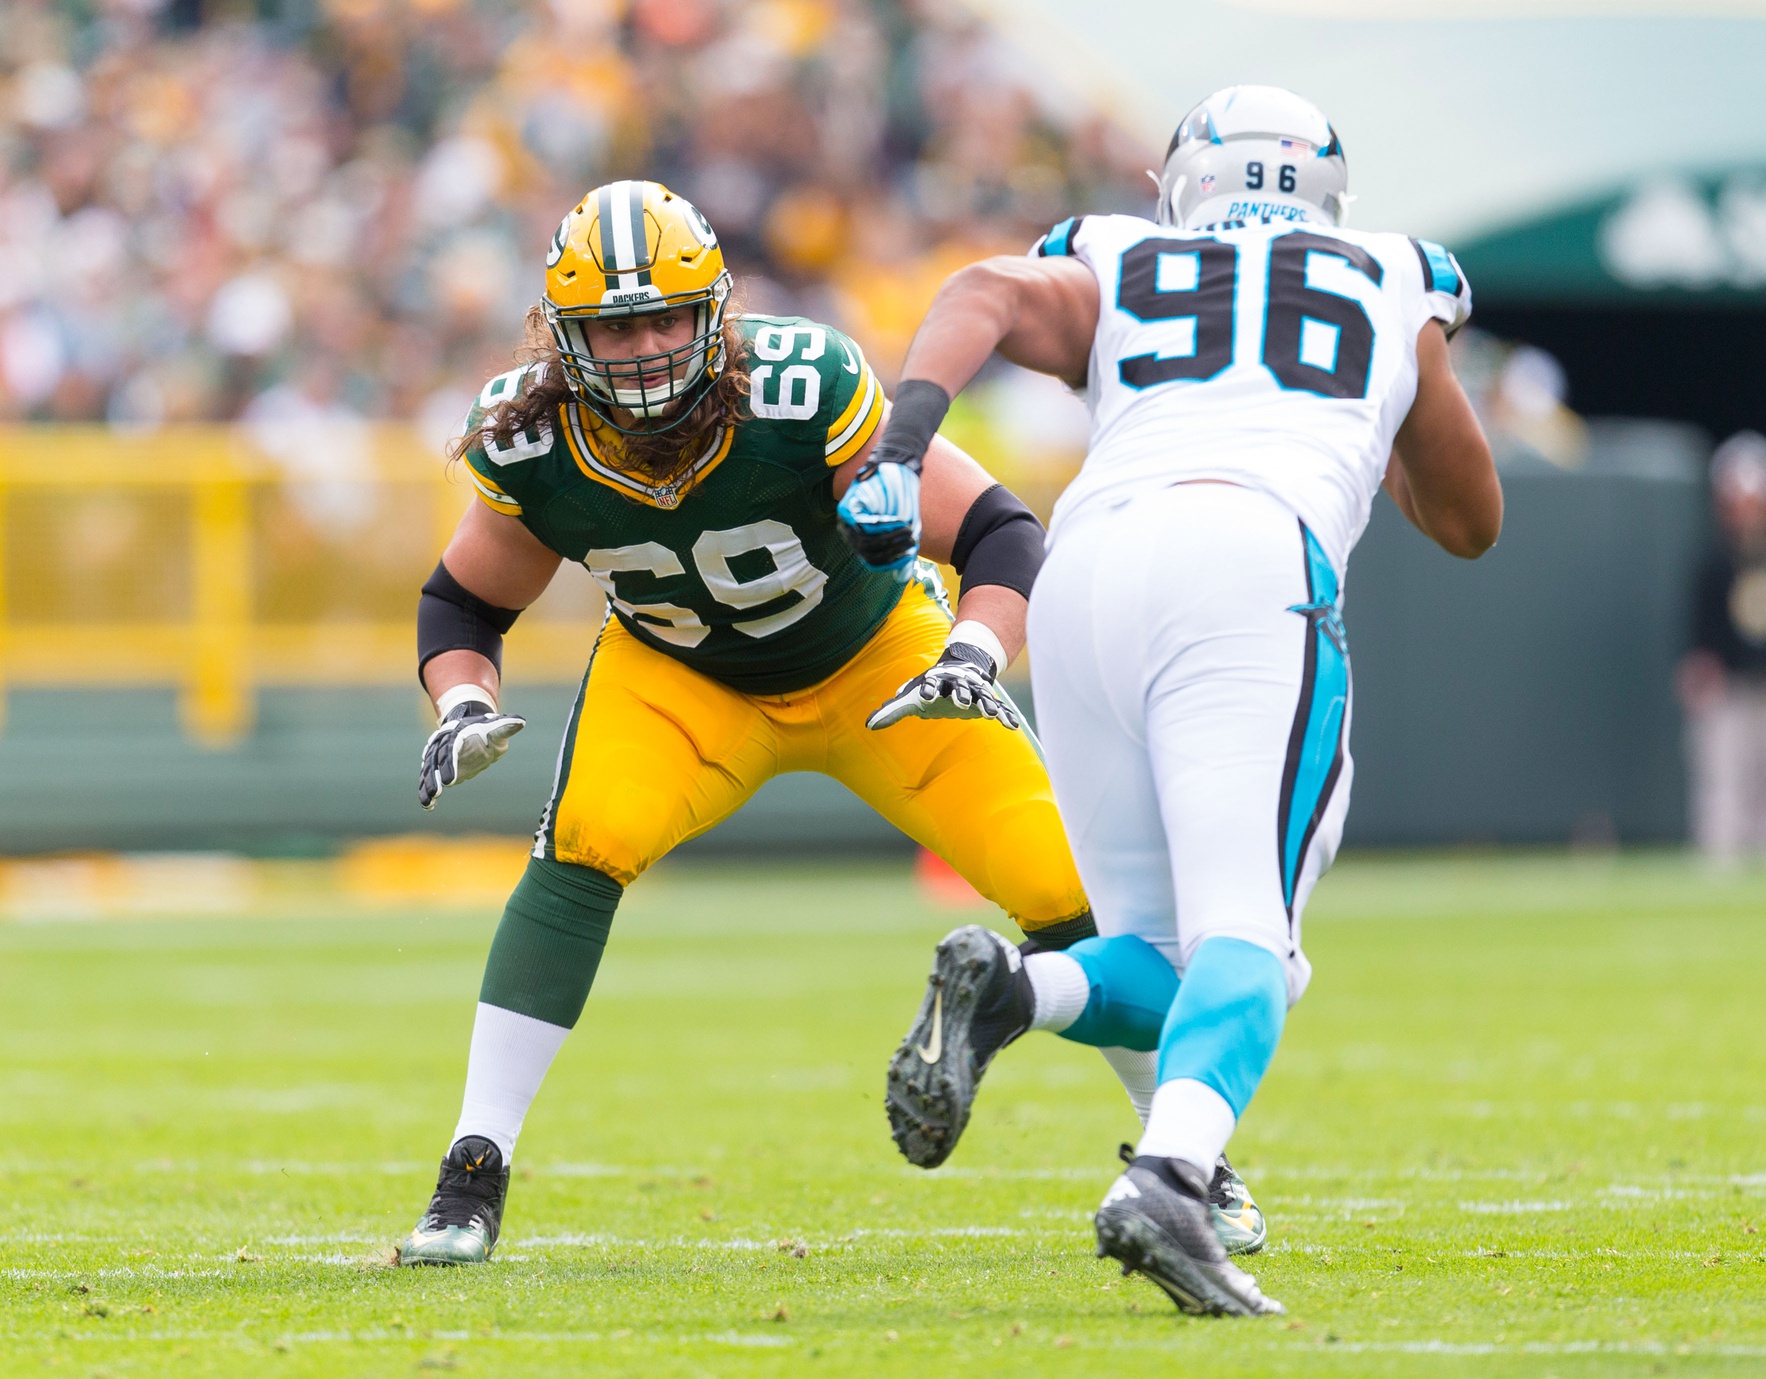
[0, 0, 1153, 440]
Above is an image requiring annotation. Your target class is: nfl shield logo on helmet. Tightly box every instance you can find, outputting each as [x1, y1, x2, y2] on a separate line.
[1199, 173, 1216, 195]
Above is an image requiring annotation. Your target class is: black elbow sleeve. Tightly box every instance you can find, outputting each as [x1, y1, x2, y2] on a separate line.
[418, 560, 522, 682]
[950, 484, 1046, 599]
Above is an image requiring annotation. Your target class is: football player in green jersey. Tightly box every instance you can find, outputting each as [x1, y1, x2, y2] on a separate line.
[396, 180, 1233, 1266]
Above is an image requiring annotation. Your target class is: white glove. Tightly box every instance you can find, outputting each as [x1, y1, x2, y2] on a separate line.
[867, 641, 1021, 731]
[419, 695, 525, 810]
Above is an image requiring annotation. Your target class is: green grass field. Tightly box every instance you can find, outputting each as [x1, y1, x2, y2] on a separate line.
[4, 853, 1765, 1377]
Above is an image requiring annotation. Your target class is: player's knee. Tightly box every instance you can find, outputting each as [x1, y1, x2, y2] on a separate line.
[553, 785, 680, 885]
[1181, 923, 1310, 1007]
[972, 797, 1087, 927]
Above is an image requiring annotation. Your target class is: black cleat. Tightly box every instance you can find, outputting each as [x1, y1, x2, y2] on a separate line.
[886, 926, 1033, 1168]
[398, 1136, 510, 1266]
[1094, 1154, 1284, 1317]
[1116, 1143, 1272, 1257]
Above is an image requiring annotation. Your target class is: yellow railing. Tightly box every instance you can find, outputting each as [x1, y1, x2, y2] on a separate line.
[0, 426, 606, 745]
[0, 420, 1081, 747]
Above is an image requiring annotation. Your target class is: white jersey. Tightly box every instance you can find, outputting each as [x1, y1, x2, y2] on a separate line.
[1036, 212, 1472, 573]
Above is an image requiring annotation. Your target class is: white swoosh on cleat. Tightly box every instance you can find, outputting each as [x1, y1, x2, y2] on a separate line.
[916, 988, 943, 1063]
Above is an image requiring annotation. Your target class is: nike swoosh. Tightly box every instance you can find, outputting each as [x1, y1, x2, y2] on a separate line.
[916, 988, 943, 1063]
[839, 340, 859, 374]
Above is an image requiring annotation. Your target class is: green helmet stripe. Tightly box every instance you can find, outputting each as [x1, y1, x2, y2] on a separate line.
[597, 184, 618, 288]
[627, 182, 651, 271]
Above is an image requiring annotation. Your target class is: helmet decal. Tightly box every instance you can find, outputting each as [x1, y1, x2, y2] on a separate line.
[682, 201, 718, 248]
[546, 216, 570, 270]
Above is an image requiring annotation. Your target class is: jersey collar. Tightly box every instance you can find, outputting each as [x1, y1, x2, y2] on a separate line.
[559, 401, 734, 510]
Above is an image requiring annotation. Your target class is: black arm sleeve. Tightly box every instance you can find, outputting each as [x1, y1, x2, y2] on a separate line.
[949, 483, 1046, 599]
[418, 559, 523, 682]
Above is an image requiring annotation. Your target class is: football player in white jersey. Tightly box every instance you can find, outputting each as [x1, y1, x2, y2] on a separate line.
[838, 86, 1502, 1316]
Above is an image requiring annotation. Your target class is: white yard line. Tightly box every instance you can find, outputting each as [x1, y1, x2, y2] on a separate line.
[25, 1328, 793, 1348]
[1276, 1342, 1766, 1358]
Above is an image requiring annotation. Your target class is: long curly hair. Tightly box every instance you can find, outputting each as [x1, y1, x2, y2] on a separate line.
[454, 302, 752, 489]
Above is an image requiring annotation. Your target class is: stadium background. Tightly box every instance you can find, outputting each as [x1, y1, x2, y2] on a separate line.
[6, 5, 1766, 1374]
[0, 0, 1759, 874]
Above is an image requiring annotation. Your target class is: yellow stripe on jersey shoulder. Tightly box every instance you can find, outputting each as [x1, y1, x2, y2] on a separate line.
[466, 456, 524, 516]
[472, 480, 523, 517]
[825, 362, 883, 467]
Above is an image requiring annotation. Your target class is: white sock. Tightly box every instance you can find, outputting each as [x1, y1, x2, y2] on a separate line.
[1136, 1078, 1236, 1171]
[451, 1002, 571, 1165]
[1099, 1046, 1159, 1125]
[1024, 951, 1089, 1032]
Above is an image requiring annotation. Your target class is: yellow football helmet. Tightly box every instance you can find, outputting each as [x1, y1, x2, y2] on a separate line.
[543, 179, 733, 434]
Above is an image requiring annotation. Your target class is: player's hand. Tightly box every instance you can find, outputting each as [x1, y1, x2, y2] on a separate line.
[419, 700, 526, 809]
[867, 643, 1021, 731]
[837, 460, 922, 574]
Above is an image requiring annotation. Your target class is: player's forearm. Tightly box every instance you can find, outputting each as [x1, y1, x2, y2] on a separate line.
[952, 584, 1027, 668]
[422, 649, 501, 714]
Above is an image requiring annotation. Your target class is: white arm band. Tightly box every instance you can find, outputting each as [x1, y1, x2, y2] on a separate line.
[946, 619, 1010, 676]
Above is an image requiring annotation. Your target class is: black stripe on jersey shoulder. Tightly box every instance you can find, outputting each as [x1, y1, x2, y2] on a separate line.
[1408, 236, 1433, 293]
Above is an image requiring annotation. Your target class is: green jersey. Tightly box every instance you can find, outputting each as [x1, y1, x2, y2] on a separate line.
[461, 315, 900, 695]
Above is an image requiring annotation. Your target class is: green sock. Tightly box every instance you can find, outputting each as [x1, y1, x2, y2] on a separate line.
[478, 857, 623, 1028]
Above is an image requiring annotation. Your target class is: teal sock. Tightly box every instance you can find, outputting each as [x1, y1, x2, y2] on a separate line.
[1157, 937, 1287, 1116]
[1057, 935, 1179, 1052]
[478, 857, 622, 1028]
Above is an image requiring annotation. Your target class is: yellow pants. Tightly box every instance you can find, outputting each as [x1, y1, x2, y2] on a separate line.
[538, 581, 1090, 935]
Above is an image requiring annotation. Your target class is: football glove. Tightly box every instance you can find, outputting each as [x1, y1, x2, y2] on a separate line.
[837, 460, 921, 575]
[418, 699, 526, 810]
[867, 642, 1022, 732]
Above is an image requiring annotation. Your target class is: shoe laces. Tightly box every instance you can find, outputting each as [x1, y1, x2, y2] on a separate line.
[424, 1138, 506, 1230]
[1208, 1155, 1237, 1209]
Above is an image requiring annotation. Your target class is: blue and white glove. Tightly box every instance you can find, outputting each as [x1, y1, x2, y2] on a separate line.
[419, 687, 526, 810]
[836, 379, 951, 575]
[837, 461, 921, 575]
[867, 624, 1021, 732]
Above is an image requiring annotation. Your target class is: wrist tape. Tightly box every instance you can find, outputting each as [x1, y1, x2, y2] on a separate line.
[862, 379, 951, 477]
[435, 683, 496, 719]
[946, 619, 1009, 678]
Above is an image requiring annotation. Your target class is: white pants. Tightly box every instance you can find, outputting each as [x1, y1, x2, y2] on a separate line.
[1687, 680, 1766, 860]
[1029, 484, 1353, 1006]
